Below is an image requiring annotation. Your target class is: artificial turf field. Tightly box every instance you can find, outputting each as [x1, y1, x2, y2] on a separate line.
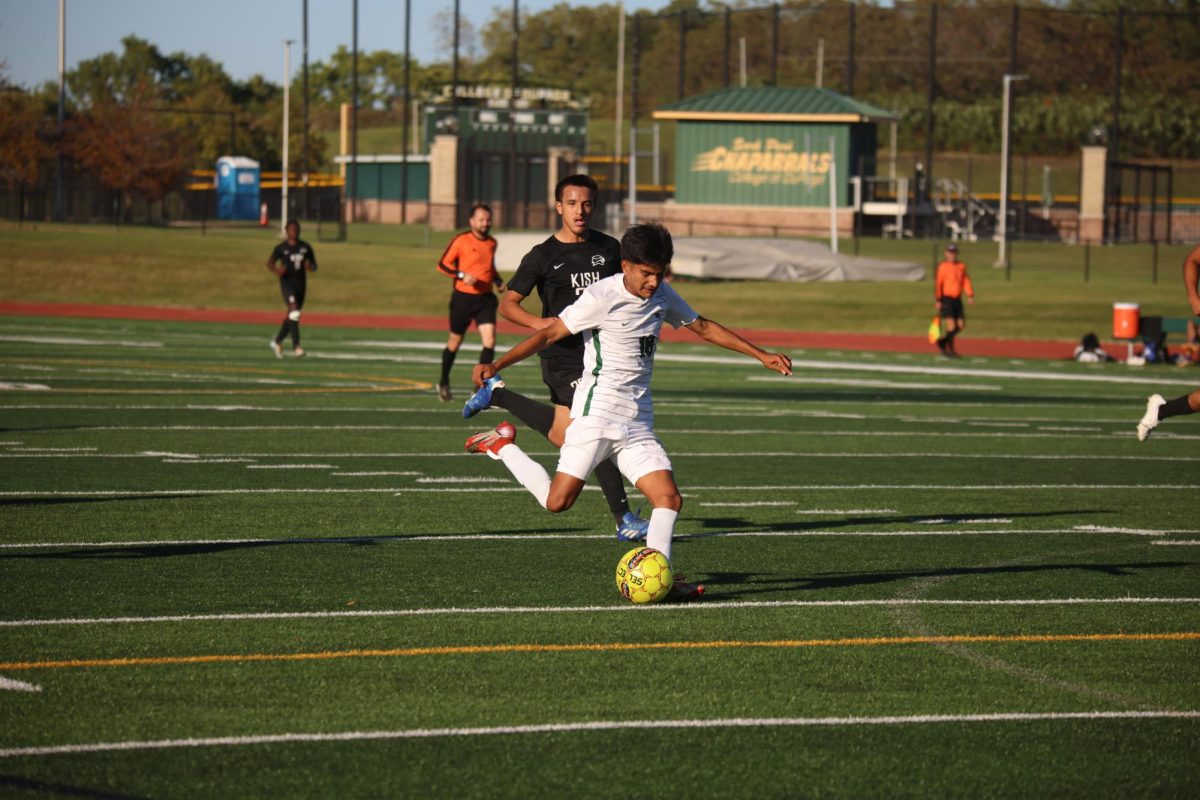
[0, 313, 1197, 798]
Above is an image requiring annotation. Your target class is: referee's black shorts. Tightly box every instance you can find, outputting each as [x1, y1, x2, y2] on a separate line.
[939, 296, 965, 319]
[540, 354, 584, 407]
[448, 290, 498, 335]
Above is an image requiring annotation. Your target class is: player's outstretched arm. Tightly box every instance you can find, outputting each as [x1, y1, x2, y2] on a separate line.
[472, 318, 572, 386]
[685, 316, 793, 376]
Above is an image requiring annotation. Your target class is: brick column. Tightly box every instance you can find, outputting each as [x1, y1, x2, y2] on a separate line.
[1078, 145, 1107, 244]
[429, 134, 459, 231]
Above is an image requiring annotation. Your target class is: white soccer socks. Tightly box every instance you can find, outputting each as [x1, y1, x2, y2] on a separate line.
[497, 443, 551, 508]
[646, 507, 679, 562]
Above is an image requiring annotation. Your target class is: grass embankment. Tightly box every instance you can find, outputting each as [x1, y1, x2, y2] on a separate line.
[0, 221, 1192, 341]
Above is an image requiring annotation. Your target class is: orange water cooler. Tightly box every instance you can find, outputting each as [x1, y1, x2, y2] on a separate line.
[1112, 303, 1139, 339]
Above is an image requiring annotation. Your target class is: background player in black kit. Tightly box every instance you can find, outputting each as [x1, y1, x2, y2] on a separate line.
[266, 219, 316, 358]
[462, 174, 648, 541]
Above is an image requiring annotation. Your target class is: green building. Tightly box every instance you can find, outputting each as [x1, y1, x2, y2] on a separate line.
[653, 86, 895, 208]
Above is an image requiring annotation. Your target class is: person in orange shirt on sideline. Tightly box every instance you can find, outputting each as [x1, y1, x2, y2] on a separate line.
[435, 204, 505, 402]
[933, 243, 975, 358]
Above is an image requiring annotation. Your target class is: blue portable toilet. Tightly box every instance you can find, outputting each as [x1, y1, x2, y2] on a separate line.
[215, 156, 261, 220]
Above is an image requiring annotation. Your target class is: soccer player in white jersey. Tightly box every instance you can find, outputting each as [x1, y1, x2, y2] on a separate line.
[463, 222, 793, 599]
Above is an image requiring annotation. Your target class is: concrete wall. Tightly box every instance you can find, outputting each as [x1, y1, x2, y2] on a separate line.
[349, 199, 429, 225]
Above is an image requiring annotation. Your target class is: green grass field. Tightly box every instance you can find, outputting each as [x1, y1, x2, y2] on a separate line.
[1, 222, 1193, 341]
[0, 313, 1197, 797]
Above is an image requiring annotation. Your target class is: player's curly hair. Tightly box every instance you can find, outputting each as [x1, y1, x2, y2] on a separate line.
[554, 174, 598, 202]
[620, 222, 673, 270]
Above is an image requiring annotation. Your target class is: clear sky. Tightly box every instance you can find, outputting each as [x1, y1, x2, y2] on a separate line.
[1, 0, 664, 91]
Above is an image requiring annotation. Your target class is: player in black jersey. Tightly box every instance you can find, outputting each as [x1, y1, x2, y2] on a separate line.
[266, 220, 317, 358]
[462, 174, 648, 541]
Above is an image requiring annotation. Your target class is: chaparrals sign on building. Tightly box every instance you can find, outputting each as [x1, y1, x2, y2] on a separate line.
[653, 87, 895, 208]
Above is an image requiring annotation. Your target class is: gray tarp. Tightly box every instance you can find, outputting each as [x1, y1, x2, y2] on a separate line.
[671, 237, 925, 282]
[495, 232, 924, 283]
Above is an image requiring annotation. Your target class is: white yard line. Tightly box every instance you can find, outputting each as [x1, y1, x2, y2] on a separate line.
[0, 676, 42, 693]
[0, 402, 1156, 421]
[0, 483, 1196, 498]
[795, 509, 897, 515]
[744, 359, 1200, 388]
[6, 346, 1192, 386]
[1075, 525, 1199, 535]
[4, 448, 1200, 462]
[763, 377, 1004, 391]
[2, 711, 1197, 758]
[3, 597, 1198, 628]
[245, 464, 334, 470]
[0, 335, 162, 348]
[699, 501, 798, 507]
[0, 525, 1188, 553]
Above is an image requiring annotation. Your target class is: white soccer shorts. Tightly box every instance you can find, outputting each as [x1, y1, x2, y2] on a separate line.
[556, 416, 673, 486]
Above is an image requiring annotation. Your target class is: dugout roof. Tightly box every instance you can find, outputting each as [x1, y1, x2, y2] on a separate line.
[653, 86, 897, 124]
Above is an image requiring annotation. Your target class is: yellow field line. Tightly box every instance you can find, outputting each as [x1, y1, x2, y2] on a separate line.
[4, 632, 1197, 672]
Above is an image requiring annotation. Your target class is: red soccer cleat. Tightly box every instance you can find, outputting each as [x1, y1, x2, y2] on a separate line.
[464, 420, 517, 457]
[668, 572, 705, 602]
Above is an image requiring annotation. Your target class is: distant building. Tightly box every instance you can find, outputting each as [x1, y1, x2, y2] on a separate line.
[649, 86, 896, 236]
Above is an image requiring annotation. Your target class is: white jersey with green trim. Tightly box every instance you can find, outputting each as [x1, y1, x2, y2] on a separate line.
[558, 273, 698, 425]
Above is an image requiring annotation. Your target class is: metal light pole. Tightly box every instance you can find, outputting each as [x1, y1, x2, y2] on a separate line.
[282, 40, 294, 236]
[55, 0, 65, 221]
[302, 0, 309, 220]
[507, 0, 519, 229]
[614, 1, 625, 222]
[401, 0, 411, 224]
[995, 73, 1027, 270]
[350, 0, 358, 231]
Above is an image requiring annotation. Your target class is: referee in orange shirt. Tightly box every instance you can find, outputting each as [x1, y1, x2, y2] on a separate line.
[934, 243, 975, 357]
[436, 204, 505, 401]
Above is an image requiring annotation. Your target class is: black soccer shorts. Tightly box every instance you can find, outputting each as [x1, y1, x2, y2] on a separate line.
[540, 354, 584, 407]
[939, 297, 965, 319]
[280, 281, 306, 309]
[448, 290, 498, 335]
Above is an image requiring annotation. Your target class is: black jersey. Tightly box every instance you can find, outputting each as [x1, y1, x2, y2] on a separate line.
[506, 229, 620, 359]
[270, 239, 317, 284]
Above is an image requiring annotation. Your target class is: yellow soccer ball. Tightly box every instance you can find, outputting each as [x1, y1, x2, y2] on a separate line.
[615, 547, 673, 604]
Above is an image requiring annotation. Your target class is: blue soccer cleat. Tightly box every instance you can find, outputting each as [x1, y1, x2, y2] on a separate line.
[615, 510, 649, 542]
[462, 374, 505, 419]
